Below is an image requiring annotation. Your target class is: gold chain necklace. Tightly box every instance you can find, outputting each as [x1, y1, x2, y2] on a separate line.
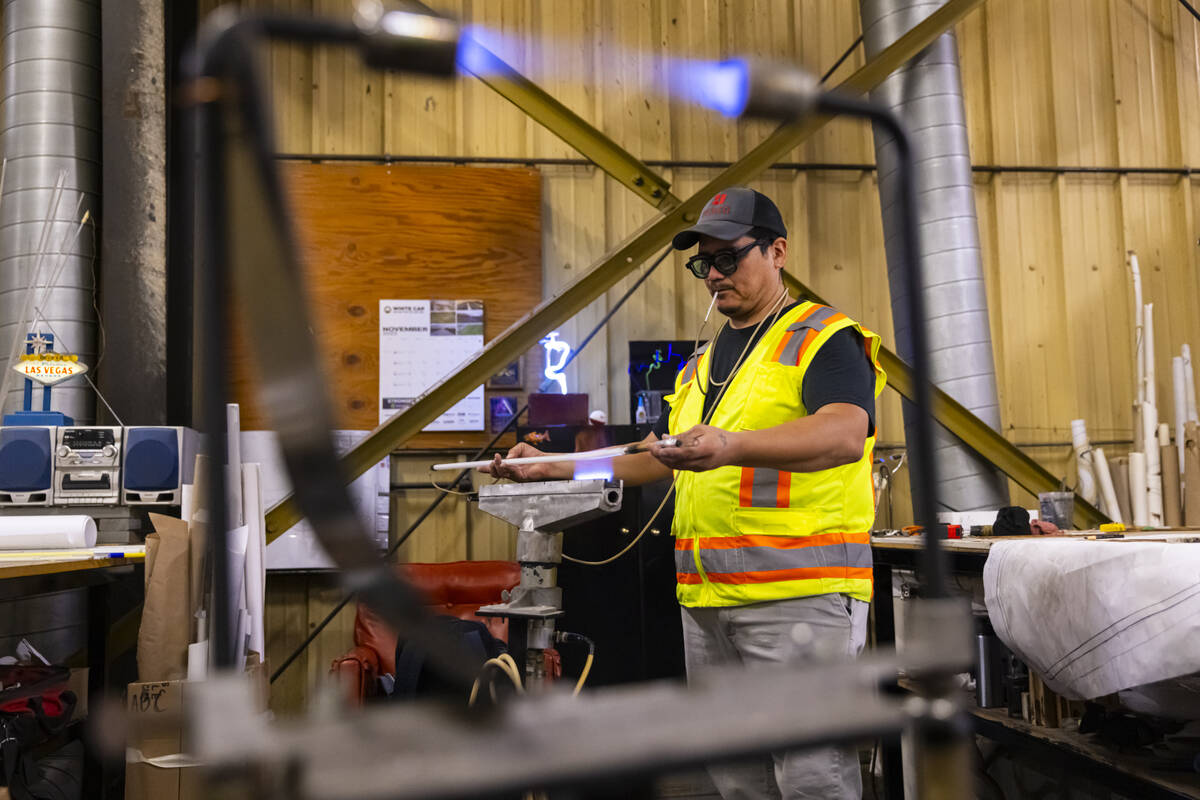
[701, 287, 790, 394]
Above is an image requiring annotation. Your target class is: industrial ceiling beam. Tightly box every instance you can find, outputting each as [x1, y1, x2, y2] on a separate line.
[265, 0, 986, 540]
[779, 272, 1107, 529]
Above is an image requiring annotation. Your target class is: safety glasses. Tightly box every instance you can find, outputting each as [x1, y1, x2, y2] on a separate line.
[684, 238, 768, 279]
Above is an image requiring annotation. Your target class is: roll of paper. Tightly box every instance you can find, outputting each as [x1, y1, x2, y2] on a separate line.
[1110, 456, 1133, 526]
[1175, 356, 1188, 478]
[227, 404, 243, 529]
[1129, 452, 1149, 528]
[1184, 345, 1198, 423]
[1143, 403, 1164, 525]
[0, 515, 97, 550]
[1093, 448, 1122, 525]
[242, 463, 266, 659]
[1145, 304, 1157, 409]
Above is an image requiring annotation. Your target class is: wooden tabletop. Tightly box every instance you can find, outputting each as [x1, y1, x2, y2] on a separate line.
[0, 557, 139, 581]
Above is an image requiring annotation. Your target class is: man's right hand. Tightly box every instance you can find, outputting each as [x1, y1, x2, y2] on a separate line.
[477, 442, 557, 482]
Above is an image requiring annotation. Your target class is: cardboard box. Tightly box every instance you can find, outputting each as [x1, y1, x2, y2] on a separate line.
[124, 678, 203, 800]
[125, 661, 266, 800]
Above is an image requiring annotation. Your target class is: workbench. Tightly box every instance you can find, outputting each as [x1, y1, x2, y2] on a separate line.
[0, 556, 144, 800]
[871, 534, 1200, 800]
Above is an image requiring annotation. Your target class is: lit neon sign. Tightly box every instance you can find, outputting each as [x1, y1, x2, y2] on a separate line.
[541, 331, 571, 395]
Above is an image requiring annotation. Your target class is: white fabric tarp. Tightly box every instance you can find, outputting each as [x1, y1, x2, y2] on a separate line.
[984, 539, 1200, 700]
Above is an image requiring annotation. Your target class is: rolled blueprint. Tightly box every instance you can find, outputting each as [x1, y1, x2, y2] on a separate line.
[1110, 456, 1133, 526]
[0, 515, 97, 549]
[1129, 452, 1149, 528]
[1093, 448, 1122, 525]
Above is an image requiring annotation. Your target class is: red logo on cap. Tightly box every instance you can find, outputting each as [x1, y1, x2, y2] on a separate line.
[711, 193, 727, 205]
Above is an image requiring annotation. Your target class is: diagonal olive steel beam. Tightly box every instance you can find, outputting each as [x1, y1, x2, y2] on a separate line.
[409, 0, 675, 208]
[779, 273, 1108, 529]
[265, 0, 986, 540]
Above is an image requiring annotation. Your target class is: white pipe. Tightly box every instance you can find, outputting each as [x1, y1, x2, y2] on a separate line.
[1175, 355, 1188, 478]
[432, 439, 679, 472]
[1129, 451, 1149, 527]
[1144, 303, 1157, 409]
[226, 403, 243, 529]
[1144, 402, 1164, 526]
[1070, 419, 1098, 504]
[1130, 253, 1144, 405]
[1160, 422, 1181, 526]
[1093, 448, 1122, 525]
[1184, 344, 1198, 423]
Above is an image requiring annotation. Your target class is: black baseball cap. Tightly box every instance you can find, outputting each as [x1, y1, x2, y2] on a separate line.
[671, 187, 787, 250]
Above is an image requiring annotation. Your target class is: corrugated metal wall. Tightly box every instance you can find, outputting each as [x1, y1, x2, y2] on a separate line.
[195, 0, 1200, 709]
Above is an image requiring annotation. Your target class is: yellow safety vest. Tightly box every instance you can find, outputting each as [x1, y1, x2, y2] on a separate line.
[666, 301, 886, 608]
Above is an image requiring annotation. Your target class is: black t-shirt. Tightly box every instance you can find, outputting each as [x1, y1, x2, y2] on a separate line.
[652, 302, 876, 437]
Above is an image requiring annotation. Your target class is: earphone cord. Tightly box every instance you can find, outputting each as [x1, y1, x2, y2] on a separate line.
[695, 284, 790, 400]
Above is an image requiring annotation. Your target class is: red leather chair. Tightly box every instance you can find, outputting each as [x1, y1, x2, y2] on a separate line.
[330, 560, 559, 702]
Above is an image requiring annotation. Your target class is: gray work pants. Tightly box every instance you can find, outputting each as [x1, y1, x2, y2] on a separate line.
[680, 593, 870, 800]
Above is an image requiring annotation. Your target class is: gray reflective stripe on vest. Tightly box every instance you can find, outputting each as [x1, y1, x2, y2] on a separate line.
[675, 549, 699, 574]
[695, 541, 873, 574]
[786, 305, 839, 333]
[679, 343, 710, 384]
[746, 467, 785, 507]
[776, 329, 811, 366]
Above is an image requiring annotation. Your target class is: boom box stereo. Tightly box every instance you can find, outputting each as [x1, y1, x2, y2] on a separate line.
[0, 426, 55, 506]
[122, 426, 201, 505]
[54, 426, 122, 505]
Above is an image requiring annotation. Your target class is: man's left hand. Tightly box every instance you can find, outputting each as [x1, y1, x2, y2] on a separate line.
[650, 424, 740, 472]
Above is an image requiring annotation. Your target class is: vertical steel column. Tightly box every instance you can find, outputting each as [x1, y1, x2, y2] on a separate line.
[861, 0, 1009, 512]
[0, 0, 101, 422]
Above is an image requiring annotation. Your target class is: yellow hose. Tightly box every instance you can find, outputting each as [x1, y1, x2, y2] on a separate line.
[468, 654, 524, 707]
[573, 652, 593, 696]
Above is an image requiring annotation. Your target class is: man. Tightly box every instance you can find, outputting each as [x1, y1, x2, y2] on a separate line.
[483, 187, 885, 800]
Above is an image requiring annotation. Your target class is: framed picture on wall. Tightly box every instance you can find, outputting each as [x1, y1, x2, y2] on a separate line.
[488, 359, 522, 389]
[490, 396, 519, 432]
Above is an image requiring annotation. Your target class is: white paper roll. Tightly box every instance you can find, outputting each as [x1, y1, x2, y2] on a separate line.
[242, 463, 266, 658]
[1185, 345, 1198, 423]
[1093, 448, 1122, 525]
[1143, 403, 1163, 525]
[0, 515, 97, 549]
[1130, 451, 1149, 527]
[226, 404, 243, 529]
[1145, 304, 1157, 409]
[1131, 254, 1144, 405]
[1175, 356, 1188, 479]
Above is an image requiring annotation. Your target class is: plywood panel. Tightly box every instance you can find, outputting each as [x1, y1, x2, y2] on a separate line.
[264, 574, 309, 715]
[1109, 0, 1184, 167]
[1056, 177, 1129, 435]
[1047, 0, 1119, 167]
[229, 163, 542, 448]
[983, 0, 1057, 165]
